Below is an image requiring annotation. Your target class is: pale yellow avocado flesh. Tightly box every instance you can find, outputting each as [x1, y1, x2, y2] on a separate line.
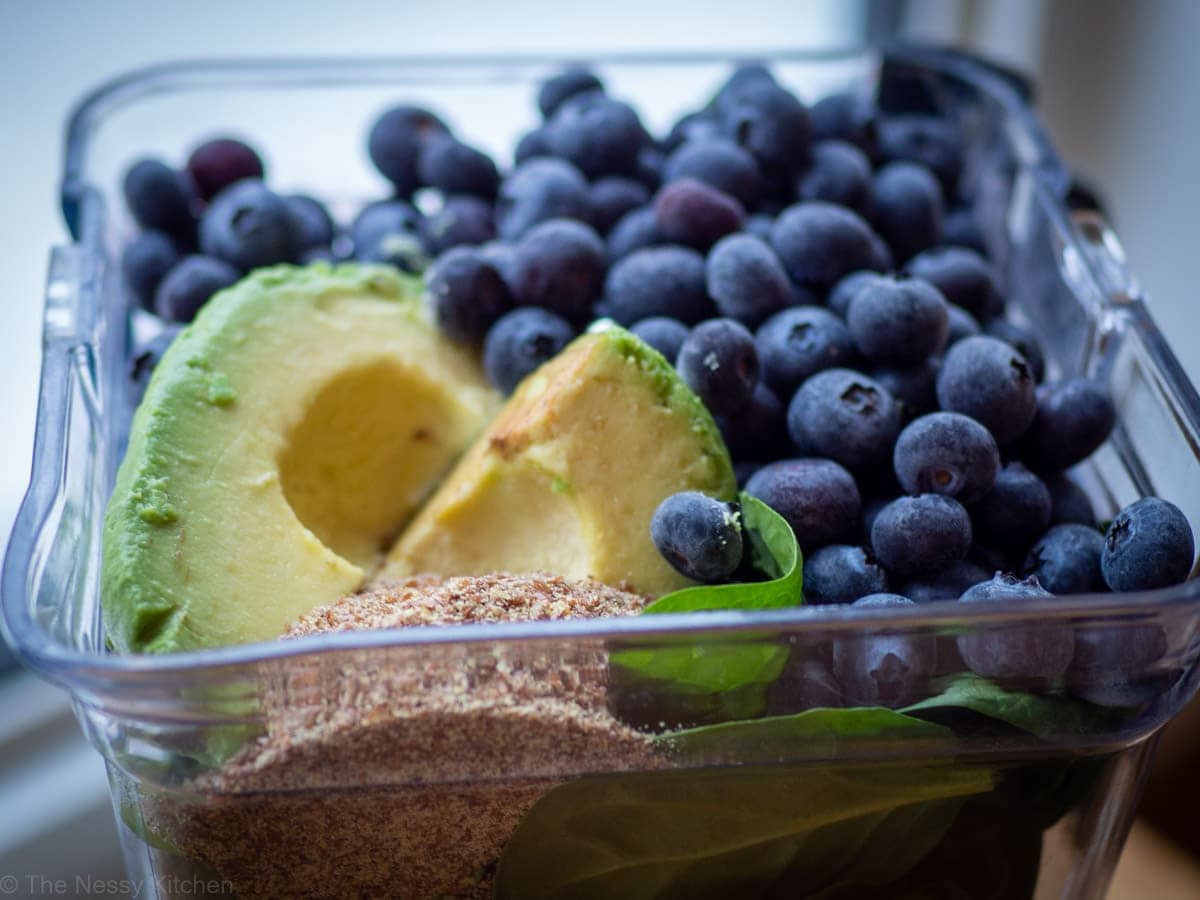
[381, 326, 737, 597]
[102, 264, 499, 653]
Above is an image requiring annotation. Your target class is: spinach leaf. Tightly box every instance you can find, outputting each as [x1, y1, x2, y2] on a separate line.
[607, 494, 802, 725]
[640, 493, 802, 615]
[903, 673, 1102, 740]
[655, 706, 956, 763]
[495, 760, 994, 900]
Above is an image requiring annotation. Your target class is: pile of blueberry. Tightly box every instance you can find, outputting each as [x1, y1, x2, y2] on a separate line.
[119, 62, 1196, 629]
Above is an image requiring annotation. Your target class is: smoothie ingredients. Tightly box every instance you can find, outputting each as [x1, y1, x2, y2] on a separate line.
[97, 55, 1200, 900]
[113, 58, 1197, 648]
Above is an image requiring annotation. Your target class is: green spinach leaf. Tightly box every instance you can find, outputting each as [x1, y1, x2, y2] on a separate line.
[607, 494, 802, 725]
[903, 673, 1102, 740]
[495, 760, 994, 900]
[655, 706, 957, 762]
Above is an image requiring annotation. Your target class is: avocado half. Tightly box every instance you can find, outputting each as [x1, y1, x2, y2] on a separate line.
[102, 263, 499, 653]
[381, 325, 737, 597]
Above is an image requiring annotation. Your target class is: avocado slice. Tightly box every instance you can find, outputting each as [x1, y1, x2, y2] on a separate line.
[381, 326, 736, 596]
[103, 263, 499, 653]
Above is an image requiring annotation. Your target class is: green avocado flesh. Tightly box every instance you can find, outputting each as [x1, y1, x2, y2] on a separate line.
[382, 326, 737, 597]
[102, 263, 499, 653]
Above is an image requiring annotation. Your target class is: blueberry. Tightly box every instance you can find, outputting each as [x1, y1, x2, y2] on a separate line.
[809, 91, 879, 158]
[545, 98, 648, 178]
[871, 360, 940, 421]
[869, 162, 944, 264]
[1024, 524, 1105, 594]
[985, 318, 1046, 383]
[861, 495, 890, 544]
[871, 494, 972, 579]
[367, 104, 450, 196]
[426, 195, 495, 252]
[603, 246, 713, 325]
[186, 138, 264, 202]
[893, 412, 1000, 504]
[1102, 497, 1195, 591]
[705, 234, 791, 327]
[495, 158, 591, 241]
[653, 178, 744, 251]
[972, 462, 1052, 551]
[803, 544, 888, 605]
[482, 307, 575, 394]
[123, 158, 197, 239]
[417, 135, 500, 199]
[664, 111, 722, 154]
[635, 146, 666, 192]
[878, 115, 964, 200]
[826, 270, 887, 319]
[351, 199, 430, 273]
[606, 206, 663, 263]
[797, 140, 871, 213]
[651, 491, 744, 583]
[479, 239, 517, 283]
[676, 318, 759, 416]
[956, 574, 1075, 684]
[663, 139, 765, 208]
[770, 202, 892, 297]
[945, 304, 982, 346]
[153, 255, 240, 323]
[589, 177, 651, 234]
[426, 247, 513, 345]
[766, 657, 845, 714]
[715, 382, 790, 461]
[507, 219, 605, 326]
[744, 458, 861, 550]
[743, 214, 774, 242]
[198, 180, 297, 271]
[755, 306, 855, 396]
[514, 126, 551, 164]
[538, 66, 604, 118]
[710, 62, 778, 117]
[941, 207, 988, 256]
[352, 198, 425, 249]
[1020, 378, 1116, 471]
[122, 230, 180, 311]
[129, 325, 183, 400]
[1046, 472, 1096, 527]
[720, 82, 811, 175]
[936, 336, 1037, 443]
[1068, 623, 1168, 707]
[284, 194, 335, 251]
[630, 317, 690, 362]
[905, 246, 1000, 320]
[902, 559, 990, 603]
[846, 275, 948, 366]
[833, 593, 935, 707]
[787, 368, 901, 469]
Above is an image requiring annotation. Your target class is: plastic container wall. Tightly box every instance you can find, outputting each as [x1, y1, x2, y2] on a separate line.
[4, 48, 1200, 898]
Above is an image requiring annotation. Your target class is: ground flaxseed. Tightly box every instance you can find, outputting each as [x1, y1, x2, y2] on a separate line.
[140, 573, 660, 899]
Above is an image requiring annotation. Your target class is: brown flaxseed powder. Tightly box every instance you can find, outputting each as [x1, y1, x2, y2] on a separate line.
[140, 573, 659, 899]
